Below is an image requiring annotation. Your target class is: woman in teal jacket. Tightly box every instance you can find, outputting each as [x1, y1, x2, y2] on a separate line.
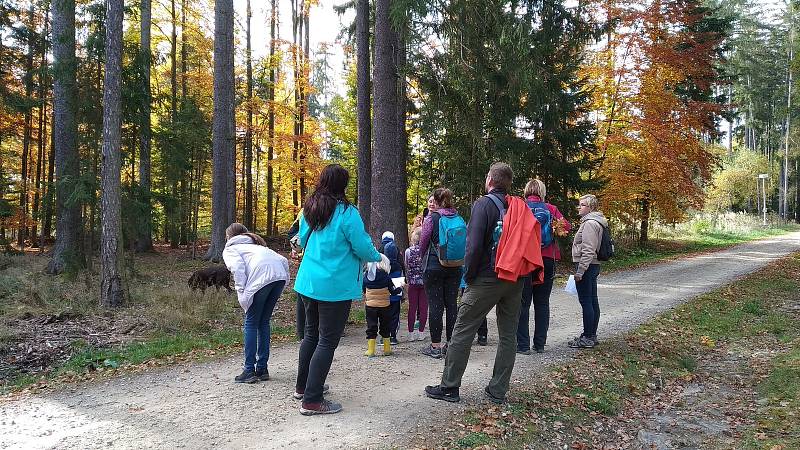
[293, 164, 383, 416]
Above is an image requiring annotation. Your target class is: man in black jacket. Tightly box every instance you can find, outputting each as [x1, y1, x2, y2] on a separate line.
[425, 162, 527, 404]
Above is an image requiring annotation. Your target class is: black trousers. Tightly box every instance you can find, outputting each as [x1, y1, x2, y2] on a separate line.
[424, 269, 460, 344]
[366, 305, 392, 339]
[295, 296, 351, 403]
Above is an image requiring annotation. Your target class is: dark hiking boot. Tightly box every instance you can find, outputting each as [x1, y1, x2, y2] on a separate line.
[300, 399, 343, 416]
[425, 385, 460, 402]
[234, 370, 258, 384]
[516, 348, 531, 355]
[420, 344, 443, 359]
[293, 384, 330, 400]
[568, 336, 595, 349]
[254, 368, 270, 381]
[484, 386, 506, 405]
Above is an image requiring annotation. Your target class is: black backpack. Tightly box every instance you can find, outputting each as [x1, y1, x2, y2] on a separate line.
[593, 221, 615, 261]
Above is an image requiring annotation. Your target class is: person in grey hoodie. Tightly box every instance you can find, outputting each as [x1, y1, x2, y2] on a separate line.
[569, 194, 608, 349]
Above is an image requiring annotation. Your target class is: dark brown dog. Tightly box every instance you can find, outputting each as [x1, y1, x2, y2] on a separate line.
[188, 266, 233, 294]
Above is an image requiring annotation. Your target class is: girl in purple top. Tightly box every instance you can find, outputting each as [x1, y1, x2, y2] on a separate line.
[404, 228, 428, 341]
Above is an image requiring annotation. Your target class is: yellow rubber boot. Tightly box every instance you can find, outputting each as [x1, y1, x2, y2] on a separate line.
[382, 338, 393, 356]
[364, 339, 376, 357]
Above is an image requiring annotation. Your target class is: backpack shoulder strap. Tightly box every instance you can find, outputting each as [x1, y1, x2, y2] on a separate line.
[485, 194, 506, 216]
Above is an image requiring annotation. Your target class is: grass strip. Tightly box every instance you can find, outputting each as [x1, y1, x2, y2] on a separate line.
[440, 253, 800, 449]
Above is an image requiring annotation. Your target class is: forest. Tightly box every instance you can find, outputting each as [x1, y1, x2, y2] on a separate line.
[1, 0, 799, 306]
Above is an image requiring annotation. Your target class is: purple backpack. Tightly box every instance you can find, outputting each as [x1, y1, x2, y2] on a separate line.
[405, 246, 424, 285]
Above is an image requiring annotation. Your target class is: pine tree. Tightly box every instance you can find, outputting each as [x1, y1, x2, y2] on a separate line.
[205, 0, 236, 262]
[100, 0, 125, 306]
[48, 0, 84, 274]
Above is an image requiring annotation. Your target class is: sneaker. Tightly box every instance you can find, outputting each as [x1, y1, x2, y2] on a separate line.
[293, 384, 330, 400]
[477, 335, 488, 346]
[234, 370, 258, 384]
[568, 336, 595, 349]
[300, 399, 343, 416]
[590, 336, 599, 346]
[424, 384, 460, 402]
[534, 347, 545, 354]
[484, 386, 506, 404]
[254, 367, 270, 381]
[516, 348, 531, 355]
[390, 336, 399, 345]
[420, 344, 443, 359]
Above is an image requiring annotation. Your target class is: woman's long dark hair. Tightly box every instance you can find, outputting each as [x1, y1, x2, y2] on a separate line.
[303, 164, 351, 230]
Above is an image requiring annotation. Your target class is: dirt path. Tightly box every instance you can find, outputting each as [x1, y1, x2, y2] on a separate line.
[3, 232, 800, 450]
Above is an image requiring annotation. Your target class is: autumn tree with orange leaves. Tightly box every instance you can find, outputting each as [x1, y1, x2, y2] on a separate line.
[586, 0, 729, 242]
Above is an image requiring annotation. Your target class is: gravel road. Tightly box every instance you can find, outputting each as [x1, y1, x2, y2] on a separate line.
[3, 232, 799, 450]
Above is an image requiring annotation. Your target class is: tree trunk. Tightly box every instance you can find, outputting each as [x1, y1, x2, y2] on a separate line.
[42, 110, 56, 244]
[291, 0, 301, 208]
[356, 0, 371, 228]
[136, 0, 153, 252]
[783, 15, 793, 221]
[170, 0, 178, 122]
[181, 0, 188, 100]
[639, 197, 650, 244]
[100, 0, 125, 307]
[165, 0, 179, 246]
[32, 10, 49, 249]
[205, 0, 236, 262]
[727, 84, 733, 157]
[267, 0, 277, 234]
[299, 4, 309, 202]
[794, 158, 800, 223]
[179, 0, 189, 245]
[48, 0, 84, 274]
[395, 28, 408, 250]
[371, 0, 406, 242]
[18, 3, 36, 248]
[244, 0, 254, 230]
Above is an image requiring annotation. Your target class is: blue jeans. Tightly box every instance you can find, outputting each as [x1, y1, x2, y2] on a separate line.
[243, 280, 286, 372]
[517, 257, 555, 351]
[575, 264, 601, 338]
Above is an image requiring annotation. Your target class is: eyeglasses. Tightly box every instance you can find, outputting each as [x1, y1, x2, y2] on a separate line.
[578, 203, 589, 207]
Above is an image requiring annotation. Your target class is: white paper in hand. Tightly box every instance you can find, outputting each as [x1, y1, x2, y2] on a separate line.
[564, 275, 578, 296]
[391, 277, 406, 289]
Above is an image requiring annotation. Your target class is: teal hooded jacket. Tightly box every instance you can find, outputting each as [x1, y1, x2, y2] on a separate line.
[294, 203, 381, 301]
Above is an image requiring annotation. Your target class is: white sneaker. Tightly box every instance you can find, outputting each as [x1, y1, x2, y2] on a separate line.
[416, 330, 425, 341]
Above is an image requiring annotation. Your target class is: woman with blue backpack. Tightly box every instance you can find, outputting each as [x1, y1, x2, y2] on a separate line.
[516, 179, 571, 354]
[418, 188, 467, 359]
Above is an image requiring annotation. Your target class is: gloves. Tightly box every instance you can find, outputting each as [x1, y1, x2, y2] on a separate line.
[378, 253, 392, 274]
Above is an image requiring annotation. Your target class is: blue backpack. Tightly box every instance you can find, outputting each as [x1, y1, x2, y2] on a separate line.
[526, 200, 553, 247]
[436, 213, 467, 267]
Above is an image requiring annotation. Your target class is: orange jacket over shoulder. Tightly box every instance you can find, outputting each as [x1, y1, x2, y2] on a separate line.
[495, 196, 544, 283]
